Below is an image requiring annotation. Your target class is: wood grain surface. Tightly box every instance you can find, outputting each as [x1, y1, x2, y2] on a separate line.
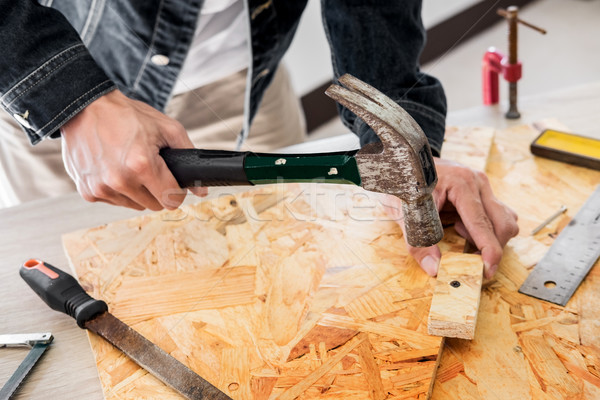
[431, 123, 600, 400]
[440, 126, 494, 172]
[61, 122, 600, 400]
[3, 82, 600, 400]
[428, 253, 484, 340]
[62, 184, 445, 399]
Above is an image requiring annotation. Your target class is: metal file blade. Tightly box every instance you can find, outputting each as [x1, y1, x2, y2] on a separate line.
[19, 259, 231, 400]
[85, 313, 231, 400]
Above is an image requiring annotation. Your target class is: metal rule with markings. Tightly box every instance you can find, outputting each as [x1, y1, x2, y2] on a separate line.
[519, 185, 600, 306]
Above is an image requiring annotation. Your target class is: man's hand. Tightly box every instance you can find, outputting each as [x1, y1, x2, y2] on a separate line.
[381, 157, 519, 279]
[61, 89, 205, 211]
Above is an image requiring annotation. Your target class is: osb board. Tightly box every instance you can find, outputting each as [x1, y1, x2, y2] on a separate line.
[432, 124, 600, 400]
[441, 126, 495, 172]
[63, 183, 454, 400]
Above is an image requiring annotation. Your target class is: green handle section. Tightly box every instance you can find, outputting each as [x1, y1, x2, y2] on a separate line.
[244, 151, 361, 186]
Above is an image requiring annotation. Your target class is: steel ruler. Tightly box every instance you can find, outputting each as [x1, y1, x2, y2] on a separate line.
[519, 185, 600, 306]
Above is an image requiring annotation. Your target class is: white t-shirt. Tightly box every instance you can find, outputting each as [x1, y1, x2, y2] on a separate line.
[172, 0, 249, 95]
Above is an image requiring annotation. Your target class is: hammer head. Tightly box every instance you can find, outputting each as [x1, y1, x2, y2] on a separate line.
[326, 74, 443, 247]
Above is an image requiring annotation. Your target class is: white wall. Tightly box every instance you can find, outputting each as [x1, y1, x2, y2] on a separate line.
[422, 0, 478, 27]
[284, 0, 480, 96]
[422, 0, 600, 112]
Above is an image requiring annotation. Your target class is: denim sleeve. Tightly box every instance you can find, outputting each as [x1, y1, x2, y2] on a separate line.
[321, 0, 447, 156]
[0, 1, 116, 144]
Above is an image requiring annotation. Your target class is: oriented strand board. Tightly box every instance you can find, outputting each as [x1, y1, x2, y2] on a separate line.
[61, 123, 600, 400]
[431, 124, 600, 400]
[441, 126, 495, 171]
[428, 253, 484, 340]
[63, 184, 445, 400]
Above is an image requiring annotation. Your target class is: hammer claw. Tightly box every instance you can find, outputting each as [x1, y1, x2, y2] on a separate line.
[326, 74, 443, 247]
[325, 84, 406, 156]
[337, 74, 400, 113]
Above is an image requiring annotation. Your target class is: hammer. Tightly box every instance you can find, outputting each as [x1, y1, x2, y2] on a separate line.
[161, 74, 443, 247]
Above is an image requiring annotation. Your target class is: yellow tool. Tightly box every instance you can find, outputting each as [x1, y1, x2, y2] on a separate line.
[530, 129, 600, 170]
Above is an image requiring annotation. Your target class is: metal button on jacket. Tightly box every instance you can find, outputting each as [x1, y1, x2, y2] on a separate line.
[151, 54, 170, 66]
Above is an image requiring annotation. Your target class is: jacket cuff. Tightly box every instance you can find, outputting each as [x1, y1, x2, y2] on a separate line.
[1, 44, 116, 144]
[350, 100, 445, 157]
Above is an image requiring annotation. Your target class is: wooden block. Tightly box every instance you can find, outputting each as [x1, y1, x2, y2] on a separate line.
[428, 253, 484, 340]
[430, 123, 600, 399]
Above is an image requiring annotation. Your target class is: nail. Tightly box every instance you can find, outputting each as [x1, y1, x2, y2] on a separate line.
[421, 256, 440, 277]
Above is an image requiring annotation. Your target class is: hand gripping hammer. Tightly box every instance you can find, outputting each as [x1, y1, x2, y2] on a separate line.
[161, 74, 444, 247]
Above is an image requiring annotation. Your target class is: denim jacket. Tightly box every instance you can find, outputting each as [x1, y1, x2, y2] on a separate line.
[0, 0, 446, 155]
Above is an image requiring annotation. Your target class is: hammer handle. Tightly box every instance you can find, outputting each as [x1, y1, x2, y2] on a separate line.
[160, 148, 361, 187]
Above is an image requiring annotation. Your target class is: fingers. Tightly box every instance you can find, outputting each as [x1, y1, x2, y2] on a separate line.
[189, 187, 209, 197]
[478, 177, 520, 246]
[454, 220, 474, 246]
[409, 245, 442, 276]
[79, 168, 184, 211]
[163, 119, 195, 149]
[145, 158, 187, 210]
[79, 182, 145, 211]
[435, 159, 519, 278]
[66, 160, 146, 210]
[375, 159, 519, 280]
[60, 90, 198, 211]
[121, 151, 186, 210]
[448, 177, 504, 278]
[101, 168, 163, 211]
[77, 149, 185, 210]
[76, 153, 189, 211]
[148, 111, 206, 206]
[479, 197, 519, 277]
[460, 172, 518, 278]
[451, 193, 502, 277]
[379, 193, 402, 219]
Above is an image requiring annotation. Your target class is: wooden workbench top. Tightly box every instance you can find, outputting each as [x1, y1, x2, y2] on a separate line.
[1, 81, 599, 399]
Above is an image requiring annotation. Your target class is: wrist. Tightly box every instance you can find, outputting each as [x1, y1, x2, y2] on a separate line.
[60, 89, 122, 138]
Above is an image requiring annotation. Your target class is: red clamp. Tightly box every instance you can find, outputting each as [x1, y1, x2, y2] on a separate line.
[482, 47, 522, 105]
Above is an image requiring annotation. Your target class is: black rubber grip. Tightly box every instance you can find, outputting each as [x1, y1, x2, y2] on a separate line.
[160, 148, 251, 187]
[20, 260, 108, 328]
